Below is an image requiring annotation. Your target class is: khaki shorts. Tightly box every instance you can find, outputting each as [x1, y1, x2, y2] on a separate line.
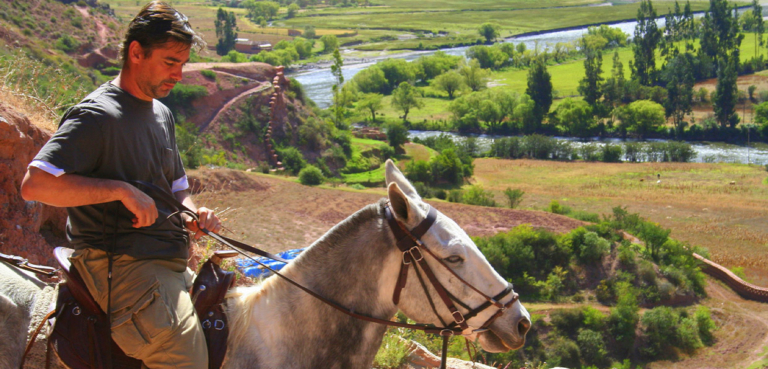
[70, 248, 208, 369]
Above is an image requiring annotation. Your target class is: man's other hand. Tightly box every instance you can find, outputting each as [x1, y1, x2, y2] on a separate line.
[121, 184, 159, 228]
[186, 207, 221, 240]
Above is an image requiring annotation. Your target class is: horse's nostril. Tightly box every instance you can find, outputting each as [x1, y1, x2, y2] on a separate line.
[517, 317, 531, 336]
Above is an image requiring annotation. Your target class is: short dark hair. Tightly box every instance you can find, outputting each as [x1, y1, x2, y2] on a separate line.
[120, 1, 205, 62]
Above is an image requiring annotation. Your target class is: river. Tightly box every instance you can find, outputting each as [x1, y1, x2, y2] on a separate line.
[408, 130, 768, 165]
[291, 10, 761, 164]
[290, 11, 712, 108]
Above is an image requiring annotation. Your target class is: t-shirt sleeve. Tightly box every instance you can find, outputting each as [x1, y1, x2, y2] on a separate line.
[34, 107, 104, 175]
[165, 109, 187, 186]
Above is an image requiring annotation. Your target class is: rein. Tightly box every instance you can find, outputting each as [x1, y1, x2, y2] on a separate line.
[133, 181, 518, 369]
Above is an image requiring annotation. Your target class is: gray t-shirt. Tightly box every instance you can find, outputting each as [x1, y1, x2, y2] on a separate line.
[35, 82, 189, 259]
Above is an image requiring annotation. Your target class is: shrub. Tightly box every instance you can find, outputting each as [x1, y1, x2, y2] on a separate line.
[412, 182, 434, 198]
[200, 69, 217, 80]
[405, 160, 432, 184]
[640, 306, 678, 358]
[577, 329, 607, 366]
[574, 232, 611, 264]
[378, 144, 395, 160]
[601, 143, 623, 162]
[582, 306, 606, 331]
[298, 165, 324, 185]
[546, 337, 581, 369]
[638, 260, 657, 284]
[609, 283, 639, 353]
[551, 308, 584, 337]
[447, 189, 463, 203]
[503, 187, 524, 208]
[461, 185, 496, 207]
[160, 83, 208, 116]
[279, 147, 306, 175]
[547, 200, 571, 215]
[571, 210, 600, 222]
[677, 316, 704, 353]
[55, 34, 80, 53]
[617, 242, 637, 270]
[694, 306, 716, 345]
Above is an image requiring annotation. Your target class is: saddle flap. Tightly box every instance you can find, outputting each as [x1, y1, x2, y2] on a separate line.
[192, 259, 236, 317]
[192, 258, 236, 369]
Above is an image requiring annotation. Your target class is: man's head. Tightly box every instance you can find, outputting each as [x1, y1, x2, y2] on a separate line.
[119, 2, 205, 100]
[120, 1, 204, 63]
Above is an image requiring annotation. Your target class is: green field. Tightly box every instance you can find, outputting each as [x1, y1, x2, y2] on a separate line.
[283, 1, 714, 37]
[100, 0, 736, 55]
[357, 32, 768, 125]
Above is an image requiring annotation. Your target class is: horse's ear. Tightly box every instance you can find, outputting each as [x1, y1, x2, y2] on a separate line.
[384, 159, 420, 200]
[388, 182, 414, 222]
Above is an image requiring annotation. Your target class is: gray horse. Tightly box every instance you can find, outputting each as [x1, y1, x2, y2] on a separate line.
[1, 160, 530, 368]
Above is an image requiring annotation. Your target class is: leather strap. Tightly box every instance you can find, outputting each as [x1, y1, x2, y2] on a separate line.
[0, 252, 58, 277]
[20, 309, 57, 369]
[129, 180, 289, 264]
[385, 206, 469, 330]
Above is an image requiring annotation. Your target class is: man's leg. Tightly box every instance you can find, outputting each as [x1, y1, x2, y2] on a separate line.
[70, 248, 208, 369]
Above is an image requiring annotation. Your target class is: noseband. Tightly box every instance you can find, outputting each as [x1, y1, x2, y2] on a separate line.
[384, 203, 519, 336]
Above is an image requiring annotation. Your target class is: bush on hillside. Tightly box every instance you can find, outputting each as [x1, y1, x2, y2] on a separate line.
[200, 69, 217, 80]
[640, 306, 678, 359]
[503, 187, 525, 208]
[279, 147, 306, 175]
[160, 84, 208, 116]
[55, 34, 80, 53]
[577, 329, 608, 367]
[461, 185, 496, 207]
[298, 165, 324, 186]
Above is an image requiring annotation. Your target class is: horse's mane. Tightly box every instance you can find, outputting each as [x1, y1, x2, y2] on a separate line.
[226, 199, 387, 345]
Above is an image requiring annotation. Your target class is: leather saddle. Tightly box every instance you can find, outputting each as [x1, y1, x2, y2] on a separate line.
[49, 247, 238, 369]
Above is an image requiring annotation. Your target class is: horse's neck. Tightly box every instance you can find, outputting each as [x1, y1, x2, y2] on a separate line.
[227, 203, 402, 368]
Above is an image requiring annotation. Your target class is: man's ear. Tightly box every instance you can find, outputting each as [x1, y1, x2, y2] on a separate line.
[127, 40, 146, 64]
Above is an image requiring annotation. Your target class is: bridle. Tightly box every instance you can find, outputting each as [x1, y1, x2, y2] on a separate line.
[384, 203, 519, 366]
[131, 181, 520, 369]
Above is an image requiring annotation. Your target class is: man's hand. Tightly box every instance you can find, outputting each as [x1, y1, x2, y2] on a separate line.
[120, 184, 159, 228]
[185, 207, 221, 240]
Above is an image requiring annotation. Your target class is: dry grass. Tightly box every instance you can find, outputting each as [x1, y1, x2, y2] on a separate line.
[0, 87, 57, 133]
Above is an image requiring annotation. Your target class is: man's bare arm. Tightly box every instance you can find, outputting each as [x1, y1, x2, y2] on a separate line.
[174, 189, 221, 239]
[20, 167, 158, 228]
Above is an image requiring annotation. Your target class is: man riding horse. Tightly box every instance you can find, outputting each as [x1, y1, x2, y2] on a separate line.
[20, 2, 220, 367]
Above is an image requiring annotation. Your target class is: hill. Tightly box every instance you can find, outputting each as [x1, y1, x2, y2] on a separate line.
[1, 0, 121, 68]
[164, 61, 341, 171]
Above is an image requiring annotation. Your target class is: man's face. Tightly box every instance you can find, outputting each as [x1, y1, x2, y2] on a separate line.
[132, 41, 190, 100]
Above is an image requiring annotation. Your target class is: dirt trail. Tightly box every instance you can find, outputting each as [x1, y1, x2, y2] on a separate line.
[646, 280, 768, 369]
[201, 83, 272, 131]
[75, 6, 107, 47]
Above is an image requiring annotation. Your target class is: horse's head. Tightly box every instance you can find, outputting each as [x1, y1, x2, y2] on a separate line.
[384, 160, 531, 352]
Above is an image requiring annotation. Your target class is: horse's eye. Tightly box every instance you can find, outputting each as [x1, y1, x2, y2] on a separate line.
[444, 255, 463, 264]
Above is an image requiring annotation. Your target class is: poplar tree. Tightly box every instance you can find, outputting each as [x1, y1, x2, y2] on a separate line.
[662, 53, 695, 136]
[752, 0, 764, 58]
[526, 58, 553, 129]
[578, 43, 604, 109]
[331, 48, 346, 128]
[215, 7, 237, 56]
[631, 0, 661, 86]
